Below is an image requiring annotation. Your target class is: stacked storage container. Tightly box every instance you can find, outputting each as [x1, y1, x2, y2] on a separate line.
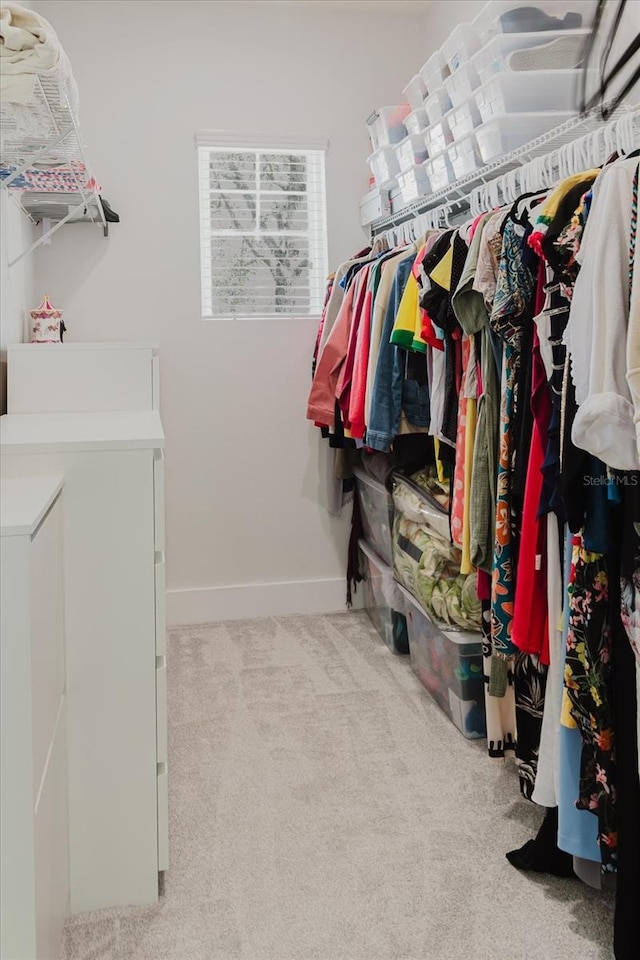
[391, 471, 486, 737]
[354, 466, 409, 656]
[361, 0, 597, 222]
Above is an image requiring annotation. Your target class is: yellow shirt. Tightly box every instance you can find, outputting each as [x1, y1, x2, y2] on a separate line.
[390, 271, 426, 353]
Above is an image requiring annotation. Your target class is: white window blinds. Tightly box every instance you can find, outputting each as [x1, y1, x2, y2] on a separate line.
[197, 140, 328, 319]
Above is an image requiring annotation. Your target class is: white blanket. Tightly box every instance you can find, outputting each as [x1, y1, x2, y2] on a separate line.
[0, 2, 77, 115]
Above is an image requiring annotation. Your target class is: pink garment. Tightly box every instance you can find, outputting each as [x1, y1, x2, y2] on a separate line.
[306, 280, 356, 427]
[511, 329, 552, 666]
[348, 285, 374, 439]
[337, 267, 370, 429]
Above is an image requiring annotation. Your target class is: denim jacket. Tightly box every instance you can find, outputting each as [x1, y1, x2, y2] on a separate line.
[366, 255, 430, 452]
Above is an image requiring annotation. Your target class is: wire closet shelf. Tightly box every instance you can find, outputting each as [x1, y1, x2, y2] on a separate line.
[371, 105, 640, 247]
[0, 71, 107, 266]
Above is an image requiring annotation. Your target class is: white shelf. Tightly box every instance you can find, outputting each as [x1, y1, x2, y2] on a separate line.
[0, 412, 165, 454]
[0, 72, 108, 264]
[369, 106, 640, 237]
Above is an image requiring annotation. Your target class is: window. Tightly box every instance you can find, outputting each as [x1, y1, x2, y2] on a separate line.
[197, 133, 328, 319]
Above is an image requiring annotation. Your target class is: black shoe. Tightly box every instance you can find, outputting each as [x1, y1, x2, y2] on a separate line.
[99, 197, 120, 223]
[500, 6, 582, 33]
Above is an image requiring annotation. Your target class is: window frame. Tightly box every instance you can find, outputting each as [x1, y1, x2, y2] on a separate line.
[196, 131, 329, 321]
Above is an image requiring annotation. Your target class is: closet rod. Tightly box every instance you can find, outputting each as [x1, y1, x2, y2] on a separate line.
[371, 105, 640, 247]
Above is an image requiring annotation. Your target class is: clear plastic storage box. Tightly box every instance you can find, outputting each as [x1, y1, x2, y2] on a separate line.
[402, 588, 486, 738]
[368, 145, 400, 187]
[442, 21, 481, 73]
[474, 0, 597, 45]
[390, 184, 404, 213]
[354, 466, 395, 567]
[395, 134, 429, 172]
[359, 540, 409, 656]
[475, 111, 573, 162]
[444, 61, 481, 108]
[424, 87, 453, 126]
[471, 28, 590, 83]
[420, 49, 449, 94]
[403, 74, 428, 111]
[360, 187, 391, 227]
[475, 69, 582, 122]
[404, 106, 429, 137]
[424, 152, 455, 192]
[448, 134, 483, 180]
[366, 105, 411, 151]
[446, 99, 482, 141]
[423, 117, 454, 158]
[397, 164, 431, 204]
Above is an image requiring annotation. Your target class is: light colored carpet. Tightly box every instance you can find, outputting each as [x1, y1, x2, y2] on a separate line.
[61, 612, 615, 960]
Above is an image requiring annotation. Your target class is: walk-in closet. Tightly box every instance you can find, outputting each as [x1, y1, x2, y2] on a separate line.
[1, 2, 638, 959]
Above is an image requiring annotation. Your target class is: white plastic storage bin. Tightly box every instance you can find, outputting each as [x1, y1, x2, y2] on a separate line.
[402, 588, 485, 738]
[390, 184, 404, 213]
[474, 0, 598, 45]
[475, 111, 573, 162]
[360, 187, 391, 227]
[359, 540, 409, 656]
[424, 87, 453, 126]
[442, 21, 481, 73]
[397, 165, 431, 204]
[405, 106, 428, 136]
[471, 28, 590, 83]
[354, 466, 394, 566]
[368, 145, 400, 187]
[423, 118, 454, 158]
[446, 99, 482, 141]
[444, 60, 480, 108]
[403, 74, 428, 111]
[424, 153, 455, 192]
[420, 49, 449, 94]
[448, 134, 483, 180]
[475, 70, 582, 122]
[395, 135, 428, 173]
[366, 105, 410, 150]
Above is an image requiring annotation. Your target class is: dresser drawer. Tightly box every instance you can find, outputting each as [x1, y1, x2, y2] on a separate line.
[157, 762, 169, 872]
[34, 702, 68, 960]
[156, 657, 167, 765]
[153, 452, 165, 552]
[155, 555, 166, 657]
[29, 498, 65, 794]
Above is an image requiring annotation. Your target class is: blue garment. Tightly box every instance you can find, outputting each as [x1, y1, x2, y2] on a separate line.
[366, 255, 430, 452]
[557, 527, 601, 864]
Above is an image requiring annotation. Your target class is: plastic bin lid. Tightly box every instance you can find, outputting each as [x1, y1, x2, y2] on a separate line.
[358, 537, 393, 572]
[353, 464, 390, 491]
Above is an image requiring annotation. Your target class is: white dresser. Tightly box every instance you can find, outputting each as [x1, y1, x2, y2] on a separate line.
[1, 476, 68, 960]
[0, 343, 168, 916]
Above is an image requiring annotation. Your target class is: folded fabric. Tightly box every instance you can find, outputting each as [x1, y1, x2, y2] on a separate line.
[0, 161, 100, 193]
[393, 514, 482, 631]
[0, 2, 79, 120]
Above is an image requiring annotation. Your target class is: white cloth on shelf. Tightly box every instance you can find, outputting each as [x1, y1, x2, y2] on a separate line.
[625, 178, 640, 467]
[564, 158, 639, 471]
[0, 2, 78, 118]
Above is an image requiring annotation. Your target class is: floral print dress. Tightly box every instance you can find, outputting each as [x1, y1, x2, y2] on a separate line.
[564, 537, 618, 872]
[489, 220, 535, 666]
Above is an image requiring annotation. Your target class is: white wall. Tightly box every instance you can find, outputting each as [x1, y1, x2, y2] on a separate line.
[33, 0, 432, 623]
[0, 194, 37, 412]
[423, 0, 484, 49]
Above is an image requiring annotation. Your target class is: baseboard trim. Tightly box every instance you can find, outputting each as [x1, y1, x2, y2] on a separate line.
[167, 576, 362, 626]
